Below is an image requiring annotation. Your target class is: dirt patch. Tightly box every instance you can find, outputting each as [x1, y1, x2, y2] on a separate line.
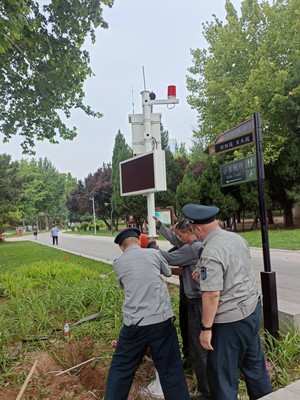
[0, 338, 107, 399]
[0, 337, 193, 399]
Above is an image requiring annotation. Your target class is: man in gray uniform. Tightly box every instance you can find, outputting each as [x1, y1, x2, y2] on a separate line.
[182, 204, 273, 400]
[104, 227, 190, 400]
[153, 216, 210, 400]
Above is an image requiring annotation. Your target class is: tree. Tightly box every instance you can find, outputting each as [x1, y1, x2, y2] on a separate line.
[85, 163, 113, 229]
[176, 172, 201, 213]
[17, 159, 45, 223]
[66, 180, 88, 218]
[0, 155, 76, 230]
[111, 130, 133, 225]
[0, 154, 22, 232]
[0, 0, 113, 153]
[156, 127, 186, 214]
[187, 0, 300, 226]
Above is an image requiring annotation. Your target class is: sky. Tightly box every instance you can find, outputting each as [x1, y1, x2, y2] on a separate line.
[1, 0, 244, 181]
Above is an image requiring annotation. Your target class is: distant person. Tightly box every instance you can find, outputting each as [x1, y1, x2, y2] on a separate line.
[50, 223, 59, 245]
[182, 204, 272, 400]
[32, 225, 38, 240]
[104, 228, 190, 400]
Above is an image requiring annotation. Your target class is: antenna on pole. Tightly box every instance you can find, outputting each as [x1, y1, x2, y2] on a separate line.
[142, 66, 147, 90]
[131, 87, 135, 114]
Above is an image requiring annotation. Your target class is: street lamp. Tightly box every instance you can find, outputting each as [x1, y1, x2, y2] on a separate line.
[89, 197, 97, 235]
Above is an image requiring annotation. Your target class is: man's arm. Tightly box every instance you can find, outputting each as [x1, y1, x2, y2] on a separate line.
[159, 245, 195, 267]
[199, 291, 220, 351]
[158, 253, 172, 277]
[153, 216, 183, 248]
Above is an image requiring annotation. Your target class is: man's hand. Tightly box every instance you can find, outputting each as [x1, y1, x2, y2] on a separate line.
[199, 330, 214, 350]
[147, 237, 159, 249]
[192, 269, 200, 281]
[153, 216, 160, 224]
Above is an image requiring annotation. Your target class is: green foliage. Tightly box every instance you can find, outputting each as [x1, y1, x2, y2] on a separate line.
[239, 228, 300, 250]
[176, 172, 201, 212]
[265, 328, 300, 389]
[0, 240, 300, 394]
[0, 154, 77, 231]
[0, 261, 123, 370]
[0, 241, 111, 273]
[80, 221, 89, 231]
[111, 130, 132, 217]
[0, 0, 113, 153]
[156, 126, 188, 214]
[0, 0, 31, 53]
[187, 0, 300, 226]
[0, 154, 22, 232]
[66, 163, 112, 228]
[0, 241, 181, 383]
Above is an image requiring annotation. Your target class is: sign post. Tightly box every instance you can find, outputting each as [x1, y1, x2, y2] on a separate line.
[253, 112, 279, 337]
[205, 115, 279, 337]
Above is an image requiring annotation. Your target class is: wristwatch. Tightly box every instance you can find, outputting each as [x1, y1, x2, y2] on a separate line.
[200, 322, 213, 331]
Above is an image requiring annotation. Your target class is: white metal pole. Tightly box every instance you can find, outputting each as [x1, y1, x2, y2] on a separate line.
[141, 90, 157, 237]
[147, 193, 156, 236]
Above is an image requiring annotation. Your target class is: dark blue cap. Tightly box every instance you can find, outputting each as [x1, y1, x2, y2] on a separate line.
[114, 228, 141, 245]
[182, 204, 219, 224]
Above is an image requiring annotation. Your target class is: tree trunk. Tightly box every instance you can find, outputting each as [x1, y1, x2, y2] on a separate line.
[267, 209, 274, 225]
[102, 218, 110, 230]
[251, 214, 259, 230]
[284, 200, 294, 228]
[237, 210, 241, 224]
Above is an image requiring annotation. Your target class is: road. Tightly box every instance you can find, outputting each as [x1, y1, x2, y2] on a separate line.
[11, 231, 300, 306]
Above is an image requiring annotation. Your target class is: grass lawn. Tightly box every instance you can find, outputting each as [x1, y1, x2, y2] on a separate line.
[0, 241, 299, 398]
[64, 229, 117, 238]
[238, 228, 300, 250]
[0, 241, 112, 274]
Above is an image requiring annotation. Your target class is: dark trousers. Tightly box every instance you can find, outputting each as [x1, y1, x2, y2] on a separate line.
[104, 318, 190, 400]
[179, 275, 189, 358]
[207, 302, 272, 400]
[188, 298, 210, 399]
[52, 236, 58, 245]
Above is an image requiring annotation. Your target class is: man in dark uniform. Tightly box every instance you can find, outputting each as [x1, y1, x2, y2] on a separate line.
[104, 228, 190, 400]
[182, 204, 272, 400]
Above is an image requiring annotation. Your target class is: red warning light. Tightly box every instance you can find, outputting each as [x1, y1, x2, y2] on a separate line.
[167, 85, 176, 99]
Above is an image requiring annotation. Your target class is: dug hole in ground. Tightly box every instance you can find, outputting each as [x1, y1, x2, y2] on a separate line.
[1, 336, 195, 399]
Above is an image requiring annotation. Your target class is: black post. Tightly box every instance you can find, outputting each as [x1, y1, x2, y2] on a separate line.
[253, 112, 279, 337]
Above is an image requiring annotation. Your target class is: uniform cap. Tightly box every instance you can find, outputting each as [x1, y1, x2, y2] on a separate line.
[182, 204, 219, 224]
[114, 228, 141, 245]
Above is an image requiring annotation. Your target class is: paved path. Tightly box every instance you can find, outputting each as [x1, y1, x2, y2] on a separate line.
[12, 231, 300, 305]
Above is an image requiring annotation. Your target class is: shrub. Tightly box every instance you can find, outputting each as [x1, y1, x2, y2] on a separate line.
[80, 221, 89, 231]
